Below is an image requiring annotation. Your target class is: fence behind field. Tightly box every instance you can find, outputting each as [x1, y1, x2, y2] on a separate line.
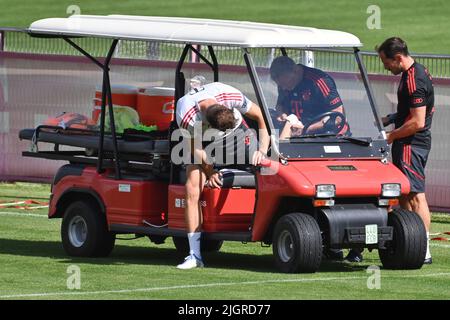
[0, 29, 449, 211]
[4, 30, 450, 77]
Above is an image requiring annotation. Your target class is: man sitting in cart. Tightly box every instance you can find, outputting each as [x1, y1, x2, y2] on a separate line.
[175, 81, 270, 269]
[270, 56, 350, 139]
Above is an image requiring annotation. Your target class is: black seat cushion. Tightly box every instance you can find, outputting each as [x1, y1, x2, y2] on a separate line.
[219, 168, 255, 188]
[178, 167, 255, 188]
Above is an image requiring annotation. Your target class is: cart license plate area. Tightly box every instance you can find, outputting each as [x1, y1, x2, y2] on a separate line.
[365, 224, 378, 244]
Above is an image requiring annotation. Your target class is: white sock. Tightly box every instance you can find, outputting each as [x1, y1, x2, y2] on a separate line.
[426, 232, 431, 259]
[187, 232, 202, 260]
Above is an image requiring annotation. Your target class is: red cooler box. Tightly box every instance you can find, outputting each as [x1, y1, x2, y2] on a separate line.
[137, 87, 175, 130]
[92, 84, 138, 122]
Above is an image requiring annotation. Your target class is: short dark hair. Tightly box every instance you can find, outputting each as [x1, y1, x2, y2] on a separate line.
[270, 55, 297, 80]
[205, 104, 236, 131]
[377, 37, 409, 59]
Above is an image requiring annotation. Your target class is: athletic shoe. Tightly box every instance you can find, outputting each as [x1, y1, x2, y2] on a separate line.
[323, 249, 344, 261]
[345, 249, 363, 263]
[176, 254, 204, 270]
[423, 257, 433, 265]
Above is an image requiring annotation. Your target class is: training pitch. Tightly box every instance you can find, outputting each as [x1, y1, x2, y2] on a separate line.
[0, 182, 449, 300]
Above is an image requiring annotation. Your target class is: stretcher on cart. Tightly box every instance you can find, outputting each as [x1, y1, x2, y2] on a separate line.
[19, 126, 170, 155]
[19, 125, 171, 177]
[18, 125, 255, 187]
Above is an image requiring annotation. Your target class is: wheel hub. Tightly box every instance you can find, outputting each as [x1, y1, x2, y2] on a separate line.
[278, 230, 295, 262]
[68, 216, 87, 248]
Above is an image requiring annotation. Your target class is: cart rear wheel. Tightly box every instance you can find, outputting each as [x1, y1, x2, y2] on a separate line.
[273, 213, 322, 273]
[172, 236, 223, 253]
[61, 200, 115, 257]
[379, 209, 426, 269]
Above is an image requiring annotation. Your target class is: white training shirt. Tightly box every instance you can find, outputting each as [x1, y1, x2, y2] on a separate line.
[176, 82, 252, 136]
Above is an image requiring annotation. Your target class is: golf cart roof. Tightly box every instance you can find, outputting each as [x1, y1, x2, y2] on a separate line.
[28, 15, 362, 48]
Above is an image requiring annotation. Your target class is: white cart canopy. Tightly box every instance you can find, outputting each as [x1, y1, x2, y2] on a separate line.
[29, 15, 362, 48]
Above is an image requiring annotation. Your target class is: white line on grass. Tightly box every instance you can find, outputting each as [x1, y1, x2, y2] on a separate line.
[430, 243, 450, 248]
[0, 211, 47, 218]
[1, 273, 450, 299]
[0, 276, 368, 299]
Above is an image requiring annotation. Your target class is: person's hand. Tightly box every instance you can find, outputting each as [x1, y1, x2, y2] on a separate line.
[252, 150, 266, 166]
[205, 171, 223, 188]
[386, 132, 394, 144]
[277, 113, 288, 122]
[382, 113, 397, 127]
[290, 121, 304, 136]
[291, 121, 304, 130]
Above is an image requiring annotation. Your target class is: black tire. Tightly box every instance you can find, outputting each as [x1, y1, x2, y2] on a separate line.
[379, 209, 426, 270]
[148, 235, 167, 245]
[272, 213, 322, 273]
[172, 236, 223, 253]
[61, 200, 115, 257]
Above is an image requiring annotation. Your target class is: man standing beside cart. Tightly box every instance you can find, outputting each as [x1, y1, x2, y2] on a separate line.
[378, 37, 435, 264]
[175, 82, 270, 269]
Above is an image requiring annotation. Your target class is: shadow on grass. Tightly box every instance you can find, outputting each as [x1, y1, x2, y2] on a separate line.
[0, 238, 374, 273]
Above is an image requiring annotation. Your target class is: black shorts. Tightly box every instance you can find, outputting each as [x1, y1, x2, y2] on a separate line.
[392, 142, 430, 193]
[189, 122, 258, 166]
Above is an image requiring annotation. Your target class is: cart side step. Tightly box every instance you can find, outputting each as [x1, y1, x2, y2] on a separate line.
[110, 224, 252, 242]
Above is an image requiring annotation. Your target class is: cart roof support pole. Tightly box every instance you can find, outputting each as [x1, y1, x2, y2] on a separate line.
[174, 44, 191, 104]
[62, 37, 121, 179]
[354, 47, 384, 136]
[171, 44, 220, 184]
[243, 49, 274, 137]
[243, 48, 285, 161]
[207, 46, 219, 82]
[102, 40, 121, 179]
[170, 44, 191, 184]
[189, 45, 214, 72]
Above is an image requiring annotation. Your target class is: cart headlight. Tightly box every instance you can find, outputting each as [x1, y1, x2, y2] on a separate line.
[381, 183, 401, 197]
[316, 184, 335, 198]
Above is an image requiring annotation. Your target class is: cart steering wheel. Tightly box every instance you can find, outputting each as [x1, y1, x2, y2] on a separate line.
[302, 111, 346, 135]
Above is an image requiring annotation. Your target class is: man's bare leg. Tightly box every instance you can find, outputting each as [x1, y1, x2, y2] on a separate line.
[407, 192, 431, 231]
[176, 164, 207, 269]
[185, 164, 207, 233]
[399, 195, 413, 211]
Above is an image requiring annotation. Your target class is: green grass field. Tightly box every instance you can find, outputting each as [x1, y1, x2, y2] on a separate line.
[0, 182, 449, 300]
[0, 0, 449, 54]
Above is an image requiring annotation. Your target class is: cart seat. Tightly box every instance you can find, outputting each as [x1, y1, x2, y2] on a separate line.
[179, 167, 256, 188]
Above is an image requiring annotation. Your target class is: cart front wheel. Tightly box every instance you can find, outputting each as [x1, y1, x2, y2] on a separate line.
[379, 209, 426, 269]
[273, 213, 322, 273]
